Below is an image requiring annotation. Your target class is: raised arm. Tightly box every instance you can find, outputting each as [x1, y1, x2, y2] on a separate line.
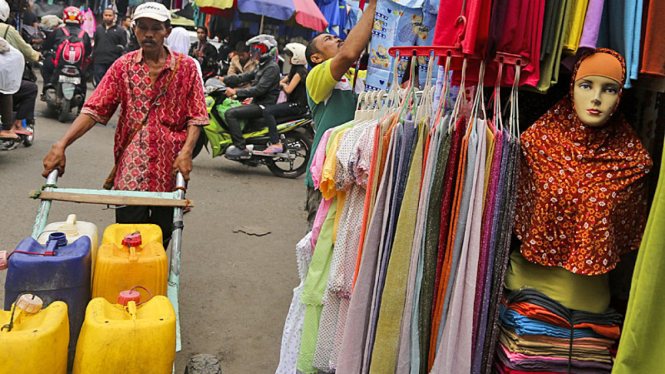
[329, 0, 376, 81]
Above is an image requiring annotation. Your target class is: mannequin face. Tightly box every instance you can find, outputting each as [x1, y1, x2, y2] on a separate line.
[573, 75, 621, 127]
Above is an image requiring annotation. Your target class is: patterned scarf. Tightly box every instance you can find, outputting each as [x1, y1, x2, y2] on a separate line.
[514, 49, 653, 275]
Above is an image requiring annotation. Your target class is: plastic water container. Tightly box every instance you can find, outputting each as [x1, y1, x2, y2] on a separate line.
[38, 214, 99, 280]
[0, 295, 69, 374]
[3, 233, 91, 368]
[73, 292, 176, 374]
[93, 230, 167, 303]
[101, 223, 162, 247]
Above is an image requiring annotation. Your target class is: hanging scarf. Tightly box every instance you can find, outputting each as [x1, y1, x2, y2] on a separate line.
[514, 49, 652, 275]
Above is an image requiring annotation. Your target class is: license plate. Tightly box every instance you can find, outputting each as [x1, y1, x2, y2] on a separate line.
[58, 76, 81, 84]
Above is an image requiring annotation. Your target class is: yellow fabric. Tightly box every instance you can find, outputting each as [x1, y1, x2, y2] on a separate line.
[504, 250, 610, 313]
[562, 0, 590, 53]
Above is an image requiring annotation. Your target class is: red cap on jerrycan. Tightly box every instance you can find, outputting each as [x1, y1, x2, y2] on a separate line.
[122, 232, 142, 248]
[118, 290, 141, 306]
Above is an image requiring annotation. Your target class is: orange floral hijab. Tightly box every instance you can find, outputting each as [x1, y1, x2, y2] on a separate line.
[514, 49, 653, 275]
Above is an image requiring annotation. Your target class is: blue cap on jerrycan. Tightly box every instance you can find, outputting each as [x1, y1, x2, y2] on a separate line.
[44, 232, 68, 255]
[0, 232, 68, 269]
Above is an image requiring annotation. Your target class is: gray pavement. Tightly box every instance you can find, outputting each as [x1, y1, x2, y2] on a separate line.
[0, 86, 307, 373]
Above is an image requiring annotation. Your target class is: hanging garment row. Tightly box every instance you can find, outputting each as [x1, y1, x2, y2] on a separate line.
[275, 49, 525, 374]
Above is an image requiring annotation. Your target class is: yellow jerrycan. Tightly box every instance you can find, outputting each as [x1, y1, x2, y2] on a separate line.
[38, 214, 99, 282]
[73, 290, 176, 374]
[0, 294, 69, 374]
[93, 229, 167, 303]
[101, 223, 162, 246]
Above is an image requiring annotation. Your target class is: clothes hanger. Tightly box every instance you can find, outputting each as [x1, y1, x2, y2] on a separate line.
[354, 91, 367, 121]
[415, 52, 435, 124]
[508, 63, 522, 138]
[449, 57, 468, 134]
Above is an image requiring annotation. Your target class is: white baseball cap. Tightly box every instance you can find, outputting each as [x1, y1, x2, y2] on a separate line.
[133, 2, 171, 23]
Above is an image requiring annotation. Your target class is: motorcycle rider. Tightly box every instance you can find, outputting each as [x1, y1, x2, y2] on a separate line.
[41, 6, 91, 99]
[219, 34, 280, 159]
[255, 43, 308, 155]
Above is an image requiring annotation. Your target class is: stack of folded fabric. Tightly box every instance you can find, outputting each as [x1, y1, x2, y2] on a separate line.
[495, 289, 622, 374]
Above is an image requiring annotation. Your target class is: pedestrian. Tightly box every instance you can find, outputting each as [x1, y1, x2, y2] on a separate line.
[167, 26, 203, 86]
[92, 8, 128, 85]
[42, 2, 209, 246]
[118, 15, 132, 47]
[302, 0, 376, 229]
[188, 26, 217, 78]
[0, 0, 40, 141]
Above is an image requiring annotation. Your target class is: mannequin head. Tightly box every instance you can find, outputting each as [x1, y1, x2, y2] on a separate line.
[571, 49, 625, 127]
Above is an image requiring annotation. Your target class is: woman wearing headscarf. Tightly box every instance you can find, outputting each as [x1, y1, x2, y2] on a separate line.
[167, 27, 204, 87]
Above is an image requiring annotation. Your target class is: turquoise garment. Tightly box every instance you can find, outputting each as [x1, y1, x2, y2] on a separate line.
[597, 0, 643, 87]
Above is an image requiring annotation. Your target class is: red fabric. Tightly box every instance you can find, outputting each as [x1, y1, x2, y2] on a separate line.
[82, 49, 209, 192]
[640, 0, 665, 76]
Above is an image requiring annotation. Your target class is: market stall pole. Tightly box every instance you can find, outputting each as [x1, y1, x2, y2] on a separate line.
[30, 170, 192, 373]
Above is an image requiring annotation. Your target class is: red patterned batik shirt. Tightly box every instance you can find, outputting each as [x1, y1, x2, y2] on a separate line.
[81, 48, 209, 192]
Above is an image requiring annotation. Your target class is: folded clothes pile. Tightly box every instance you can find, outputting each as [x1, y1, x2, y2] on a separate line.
[495, 289, 622, 374]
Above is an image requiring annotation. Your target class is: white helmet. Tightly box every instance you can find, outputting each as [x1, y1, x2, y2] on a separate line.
[0, 0, 10, 23]
[285, 43, 306, 66]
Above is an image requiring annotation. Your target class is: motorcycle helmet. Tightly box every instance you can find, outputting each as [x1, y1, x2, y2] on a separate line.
[63, 6, 84, 25]
[246, 34, 277, 63]
[0, 0, 9, 23]
[285, 43, 306, 66]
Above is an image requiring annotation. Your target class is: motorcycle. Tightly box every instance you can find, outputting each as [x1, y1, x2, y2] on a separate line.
[42, 48, 86, 122]
[193, 79, 314, 178]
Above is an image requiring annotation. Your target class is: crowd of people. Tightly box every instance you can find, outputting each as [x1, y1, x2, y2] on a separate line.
[0, 0, 312, 155]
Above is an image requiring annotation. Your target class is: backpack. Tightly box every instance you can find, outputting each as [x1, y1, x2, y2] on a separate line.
[53, 28, 86, 67]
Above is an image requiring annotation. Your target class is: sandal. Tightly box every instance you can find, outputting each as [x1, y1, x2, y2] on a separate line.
[255, 144, 283, 155]
[14, 130, 33, 136]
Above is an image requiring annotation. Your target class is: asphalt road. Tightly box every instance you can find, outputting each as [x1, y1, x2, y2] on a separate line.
[0, 85, 307, 373]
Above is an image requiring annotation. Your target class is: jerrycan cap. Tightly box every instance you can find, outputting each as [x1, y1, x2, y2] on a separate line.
[118, 290, 141, 306]
[122, 232, 142, 248]
[0, 251, 7, 270]
[16, 294, 43, 314]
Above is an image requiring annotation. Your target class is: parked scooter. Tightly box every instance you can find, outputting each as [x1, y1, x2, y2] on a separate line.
[193, 79, 314, 178]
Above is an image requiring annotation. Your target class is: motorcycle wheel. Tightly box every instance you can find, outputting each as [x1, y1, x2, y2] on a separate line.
[266, 129, 312, 179]
[58, 99, 70, 123]
[22, 122, 35, 147]
[192, 131, 208, 159]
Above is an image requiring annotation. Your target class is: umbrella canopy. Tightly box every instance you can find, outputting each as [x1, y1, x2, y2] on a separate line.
[238, 0, 328, 32]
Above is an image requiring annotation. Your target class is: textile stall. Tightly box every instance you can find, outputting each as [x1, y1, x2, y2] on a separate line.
[274, 0, 665, 374]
